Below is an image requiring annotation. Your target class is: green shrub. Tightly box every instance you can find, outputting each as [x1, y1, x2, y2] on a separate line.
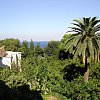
[56, 77, 100, 100]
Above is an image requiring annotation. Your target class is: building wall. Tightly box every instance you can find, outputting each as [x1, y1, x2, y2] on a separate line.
[0, 51, 21, 69]
[1, 57, 11, 68]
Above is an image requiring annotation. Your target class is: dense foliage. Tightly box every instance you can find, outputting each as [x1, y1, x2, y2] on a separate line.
[0, 17, 100, 100]
[60, 17, 100, 82]
[0, 56, 100, 100]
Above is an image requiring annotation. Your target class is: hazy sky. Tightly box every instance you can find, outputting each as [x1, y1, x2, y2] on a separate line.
[0, 0, 100, 41]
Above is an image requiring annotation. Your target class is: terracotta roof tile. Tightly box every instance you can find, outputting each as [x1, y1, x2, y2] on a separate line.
[0, 49, 7, 57]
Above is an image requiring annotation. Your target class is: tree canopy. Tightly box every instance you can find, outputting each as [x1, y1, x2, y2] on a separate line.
[61, 17, 100, 82]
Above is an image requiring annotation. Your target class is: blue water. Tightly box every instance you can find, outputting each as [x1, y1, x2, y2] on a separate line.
[34, 41, 48, 48]
[21, 41, 48, 48]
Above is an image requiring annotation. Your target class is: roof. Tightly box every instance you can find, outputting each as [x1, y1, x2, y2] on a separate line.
[0, 49, 7, 57]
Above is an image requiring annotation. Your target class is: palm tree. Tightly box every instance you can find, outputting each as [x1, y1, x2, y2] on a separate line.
[65, 17, 100, 82]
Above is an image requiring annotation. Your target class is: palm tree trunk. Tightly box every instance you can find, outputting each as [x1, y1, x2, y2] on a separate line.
[83, 55, 89, 82]
[84, 67, 89, 82]
[97, 50, 99, 62]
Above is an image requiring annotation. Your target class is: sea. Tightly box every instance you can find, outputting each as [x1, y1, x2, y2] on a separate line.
[20, 41, 48, 48]
[33, 41, 48, 48]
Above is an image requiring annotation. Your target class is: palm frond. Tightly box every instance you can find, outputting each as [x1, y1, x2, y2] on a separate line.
[87, 38, 94, 61]
[92, 38, 99, 50]
[64, 17, 100, 63]
[91, 17, 97, 22]
[91, 20, 100, 27]
[69, 27, 82, 32]
[71, 23, 81, 28]
[83, 17, 91, 27]
[73, 19, 85, 30]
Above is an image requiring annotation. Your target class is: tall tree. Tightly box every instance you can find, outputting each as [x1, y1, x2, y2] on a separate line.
[44, 41, 60, 58]
[29, 39, 34, 57]
[34, 43, 44, 57]
[64, 17, 100, 82]
[0, 38, 20, 51]
[20, 40, 29, 58]
[59, 34, 72, 59]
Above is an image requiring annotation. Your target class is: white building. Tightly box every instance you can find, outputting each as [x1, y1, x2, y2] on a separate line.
[0, 49, 21, 71]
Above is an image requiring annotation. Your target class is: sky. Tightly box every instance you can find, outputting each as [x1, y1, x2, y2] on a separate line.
[0, 0, 100, 41]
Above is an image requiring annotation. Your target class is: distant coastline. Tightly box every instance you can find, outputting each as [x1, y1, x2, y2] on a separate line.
[20, 41, 48, 48]
[33, 41, 48, 48]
